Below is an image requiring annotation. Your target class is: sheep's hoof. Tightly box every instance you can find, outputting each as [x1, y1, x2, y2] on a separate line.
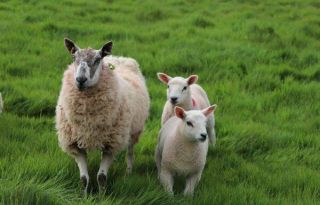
[126, 167, 132, 174]
[97, 173, 107, 192]
[80, 175, 89, 196]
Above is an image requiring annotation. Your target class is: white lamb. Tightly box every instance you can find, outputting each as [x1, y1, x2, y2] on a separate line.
[155, 105, 217, 196]
[56, 38, 150, 194]
[157, 73, 216, 145]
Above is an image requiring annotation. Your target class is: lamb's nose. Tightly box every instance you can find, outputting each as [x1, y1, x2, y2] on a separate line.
[76, 77, 87, 85]
[200, 133, 207, 141]
[170, 97, 178, 104]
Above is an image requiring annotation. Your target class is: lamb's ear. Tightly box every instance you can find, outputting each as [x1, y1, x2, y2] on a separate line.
[64, 38, 79, 54]
[157, 73, 172, 84]
[187, 75, 198, 85]
[202, 104, 217, 117]
[175, 106, 186, 119]
[99, 41, 112, 58]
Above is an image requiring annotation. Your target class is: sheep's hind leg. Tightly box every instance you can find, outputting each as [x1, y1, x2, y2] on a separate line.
[127, 131, 141, 174]
[72, 148, 89, 196]
[97, 151, 113, 192]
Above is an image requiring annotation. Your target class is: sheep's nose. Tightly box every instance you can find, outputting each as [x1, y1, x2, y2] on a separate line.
[76, 77, 87, 85]
[170, 97, 178, 104]
[200, 133, 207, 141]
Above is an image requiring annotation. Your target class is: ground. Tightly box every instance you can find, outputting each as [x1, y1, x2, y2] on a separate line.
[0, 0, 320, 204]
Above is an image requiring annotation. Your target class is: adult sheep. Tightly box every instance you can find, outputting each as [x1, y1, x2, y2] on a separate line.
[56, 38, 150, 194]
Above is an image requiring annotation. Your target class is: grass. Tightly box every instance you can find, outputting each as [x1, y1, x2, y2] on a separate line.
[0, 0, 320, 204]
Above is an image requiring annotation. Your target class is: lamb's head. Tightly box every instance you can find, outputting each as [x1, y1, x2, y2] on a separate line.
[64, 38, 112, 91]
[175, 105, 216, 143]
[157, 73, 198, 106]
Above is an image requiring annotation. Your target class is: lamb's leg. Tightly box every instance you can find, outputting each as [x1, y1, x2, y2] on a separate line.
[97, 151, 113, 192]
[127, 131, 141, 174]
[160, 168, 174, 195]
[207, 114, 216, 145]
[73, 151, 89, 195]
[155, 144, 162, 178]
[183, 172, 202, 197]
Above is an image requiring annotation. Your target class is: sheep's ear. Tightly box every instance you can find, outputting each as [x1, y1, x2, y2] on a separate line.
[202, 104, 217, 117]
[157, 73, 172, 84]
[187, 75, 198, 85]
[99, 41, 112, 58]
[175, 106, 186, 119]
[64, 38, 79, 54]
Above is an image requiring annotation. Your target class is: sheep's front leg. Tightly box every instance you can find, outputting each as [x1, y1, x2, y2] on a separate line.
[160, 168, 174, 195]
[74, 152, 89, 195]
[183, 172, 202, 197]
[97, 151, 113, 192]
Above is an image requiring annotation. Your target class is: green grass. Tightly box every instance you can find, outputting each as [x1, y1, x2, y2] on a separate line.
[1, 0, 320, 204]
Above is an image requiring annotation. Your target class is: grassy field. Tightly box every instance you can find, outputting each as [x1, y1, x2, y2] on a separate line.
[1, 0, 320, 204]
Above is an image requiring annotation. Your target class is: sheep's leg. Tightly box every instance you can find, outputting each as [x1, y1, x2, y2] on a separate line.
[183, 172, 202, 197]
[127, 131, 141, 174]
[160, 168, 174, 195]
[207, 114, 216, 145]
[126, 140, 134, 174]
[97, 151, 113, 192]
[155, 144, 162, 178]
[73, 151, 89, 195]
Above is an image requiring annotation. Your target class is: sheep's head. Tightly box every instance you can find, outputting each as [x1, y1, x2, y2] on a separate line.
[64, 38, 112, 91]
[175, 105, 216, 143]
[157, 73, 198, 106]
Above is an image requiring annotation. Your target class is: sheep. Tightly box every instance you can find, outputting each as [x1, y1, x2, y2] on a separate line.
[55, 38, 150, 194]
[0, 93, 3, 113]
[157, 73, 216, 145]
[155, 105, 217, 196]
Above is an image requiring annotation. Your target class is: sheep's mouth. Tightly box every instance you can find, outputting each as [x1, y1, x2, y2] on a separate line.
[76, 84, 87, 91]
[199, 138, 206, 142]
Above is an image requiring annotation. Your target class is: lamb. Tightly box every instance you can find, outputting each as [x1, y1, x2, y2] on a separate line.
[157, 73, 216, 145]
[155, 105, 217, 196]
[55, 38, 150, 194]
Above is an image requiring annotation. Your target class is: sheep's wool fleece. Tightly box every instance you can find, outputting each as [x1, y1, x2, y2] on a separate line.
[56, 56, 149, 155]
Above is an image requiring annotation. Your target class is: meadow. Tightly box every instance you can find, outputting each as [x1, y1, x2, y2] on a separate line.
[0, 0, 320, 204]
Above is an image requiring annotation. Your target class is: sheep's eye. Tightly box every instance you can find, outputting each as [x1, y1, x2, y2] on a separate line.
[93, 58, 101, 65]
[186, 121, 193, 127]
[167, 85, 170, 88]
[182, 86, 187, 91]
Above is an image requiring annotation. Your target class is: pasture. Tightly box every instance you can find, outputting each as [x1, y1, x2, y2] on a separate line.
[0, 0, 320, 204]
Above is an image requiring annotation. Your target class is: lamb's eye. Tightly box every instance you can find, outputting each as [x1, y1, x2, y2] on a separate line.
[182, 86, 187, 91]
[167, 85, 170, 89]
[186, 121, 193, 127]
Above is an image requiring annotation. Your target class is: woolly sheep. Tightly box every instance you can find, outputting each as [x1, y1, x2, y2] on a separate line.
[56, 38, 150, 194]
[155, 105, 217, 196]
[157, 73, 216, 145]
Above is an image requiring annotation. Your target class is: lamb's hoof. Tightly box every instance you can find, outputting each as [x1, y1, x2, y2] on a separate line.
[80, 175, 89, 196]
[183, 191, 194, 197]
[97, 173, 107, 192]
[126, 167, 132, 174]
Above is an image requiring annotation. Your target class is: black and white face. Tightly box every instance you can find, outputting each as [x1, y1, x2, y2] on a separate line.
[64, 38, 112, 91]
[175, 105, 216, 143]
[157, 73, 198, 105]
